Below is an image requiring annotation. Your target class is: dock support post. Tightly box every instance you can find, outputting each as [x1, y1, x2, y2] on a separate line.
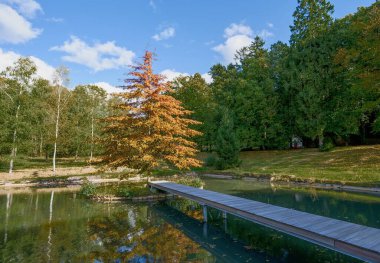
[222, 211, 227, 232]
[202, 205, 208, 223]
[203, 221, 208, 238]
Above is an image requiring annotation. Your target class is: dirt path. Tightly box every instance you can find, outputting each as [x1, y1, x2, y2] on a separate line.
[0, 166, 98, 181]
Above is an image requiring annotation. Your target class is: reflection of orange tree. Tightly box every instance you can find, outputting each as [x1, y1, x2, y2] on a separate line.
[166, 198, 204, 221]
[132, 222, 210, 262]
[81, 208, 211, 262]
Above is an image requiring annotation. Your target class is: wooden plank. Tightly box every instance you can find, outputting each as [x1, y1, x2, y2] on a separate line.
[235, 204, 271, 215]
[234, 202, 268, 211]
[254, 206, 289, 216]
[275, 212, 321, 228]
[369, 239, 380, 250]
[304, 218, 343, 233]
[343, 228, 380, 246]
[321, 224, 365, 239]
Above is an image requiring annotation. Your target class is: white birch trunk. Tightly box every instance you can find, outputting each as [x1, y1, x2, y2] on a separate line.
[9, 103, 21, 174]
[39, 133, 43, 157]
[52, 89, 61, 174]
[47, 191, 54, 262]
[4, 193, 12, 243]
[90, 108, 94, 162]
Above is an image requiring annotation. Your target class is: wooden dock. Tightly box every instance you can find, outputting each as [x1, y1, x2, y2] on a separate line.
[149, 181, 380, 263]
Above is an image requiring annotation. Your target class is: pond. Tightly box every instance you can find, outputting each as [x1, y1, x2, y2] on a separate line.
[0, 178, 379, 262]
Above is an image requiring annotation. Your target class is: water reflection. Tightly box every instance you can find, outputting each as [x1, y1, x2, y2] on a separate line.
[0, 192, 219, 262]
[0, 180, 378, 263]
[203, 178, 380, 228]
[152, 204, 271, 262]
[165, 197, 360, 263]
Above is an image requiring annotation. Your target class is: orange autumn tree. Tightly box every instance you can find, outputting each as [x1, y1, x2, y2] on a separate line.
[101, 51, 202, 174]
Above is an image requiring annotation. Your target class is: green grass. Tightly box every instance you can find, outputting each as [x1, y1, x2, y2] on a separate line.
[200, 145, 380, 187]
[0, 155, 88, 172]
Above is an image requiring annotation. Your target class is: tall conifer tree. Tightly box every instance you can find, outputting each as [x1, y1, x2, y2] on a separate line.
[101, 51, 202, 174]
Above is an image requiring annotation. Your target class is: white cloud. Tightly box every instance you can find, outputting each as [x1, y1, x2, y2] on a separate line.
[213, 23, 274, 64]
[46, 17, 64, 23]
[160, 70, 212, 84]
[213, 34, 253, 64]
[223, 23, 253, 38]
[160, 69, 189, 81]
[258, 29, 274, 39]
[267, 23, 274, 28]
[6, 0, 42, 18]
[0, 3, 41, 44]
[51, 36, 135, 71]
[152, 27, 175, 41]
[0, 48, 55, 82]
[201, 73, 213, 84]
[92, 81, 123, 94]
[30, 56, 55, 82]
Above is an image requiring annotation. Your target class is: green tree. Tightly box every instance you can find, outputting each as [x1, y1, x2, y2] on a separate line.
[171, 73, 216, 151]
[0, 58, 37, 173]
[236, 37, 288, 149]
[215, 109, 240, 169]
[269, 41, 296, 145]
[333, 2, 380, 137]
[66, 85, 107, 160]
[28, 79, 55, 157]
[290, 0, 334, 45]
[290, 0, 336, 147]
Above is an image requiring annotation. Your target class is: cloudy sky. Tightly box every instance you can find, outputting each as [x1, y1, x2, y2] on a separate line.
[0, 0, 375, 92]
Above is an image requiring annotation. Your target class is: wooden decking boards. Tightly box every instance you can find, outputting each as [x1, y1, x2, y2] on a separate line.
[149, 181, 380, 263]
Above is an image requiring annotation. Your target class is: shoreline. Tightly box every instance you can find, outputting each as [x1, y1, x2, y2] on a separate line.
[201, 173, 380, 195]
[0, 173, 379, 197]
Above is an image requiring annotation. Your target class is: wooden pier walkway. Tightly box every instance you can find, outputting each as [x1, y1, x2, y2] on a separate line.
[149, 181, 380, 262]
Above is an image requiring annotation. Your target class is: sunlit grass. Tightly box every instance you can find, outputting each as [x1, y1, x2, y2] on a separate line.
[0, 155, 89, 172]
[201, 145, 380, 186]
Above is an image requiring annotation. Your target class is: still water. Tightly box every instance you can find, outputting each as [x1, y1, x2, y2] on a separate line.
[0, 178, 379, 262]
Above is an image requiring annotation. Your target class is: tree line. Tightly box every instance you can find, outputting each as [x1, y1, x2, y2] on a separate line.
[0, 58, 109, 173]
[171, 1, 380, 167]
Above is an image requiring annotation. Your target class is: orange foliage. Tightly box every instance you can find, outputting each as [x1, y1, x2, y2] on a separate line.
[101, 51, 202, 173]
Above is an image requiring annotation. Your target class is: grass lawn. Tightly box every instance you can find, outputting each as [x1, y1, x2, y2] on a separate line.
[0, 155, 88, 172]
[200, 145, 380, 186]
[1, 145, 379, 187]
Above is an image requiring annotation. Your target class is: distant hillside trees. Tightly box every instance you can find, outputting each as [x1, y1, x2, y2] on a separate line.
[171, 1, 380, 160]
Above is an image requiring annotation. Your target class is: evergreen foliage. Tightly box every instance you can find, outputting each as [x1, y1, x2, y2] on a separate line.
[215, 109, 240, 169]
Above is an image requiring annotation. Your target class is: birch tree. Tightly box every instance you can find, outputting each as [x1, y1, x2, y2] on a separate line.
[88, 85, 107, 162]
[0, 58, 36, 174]
[67, 85, 106, 161]
[52, 66, 70, 174]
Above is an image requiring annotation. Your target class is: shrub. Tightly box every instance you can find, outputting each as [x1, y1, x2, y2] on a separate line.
[215, 158, 241, 170]
[177, 177, 204, 188]
[116, 186, 131, 197]
[204, 155, 217, 167]
[320, 137, 335, 152]
[79, 180, 97, 197]
[215, 109, 240, 169]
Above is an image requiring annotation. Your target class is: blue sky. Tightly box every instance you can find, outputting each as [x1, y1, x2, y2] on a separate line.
[0, 0, 375, 92]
